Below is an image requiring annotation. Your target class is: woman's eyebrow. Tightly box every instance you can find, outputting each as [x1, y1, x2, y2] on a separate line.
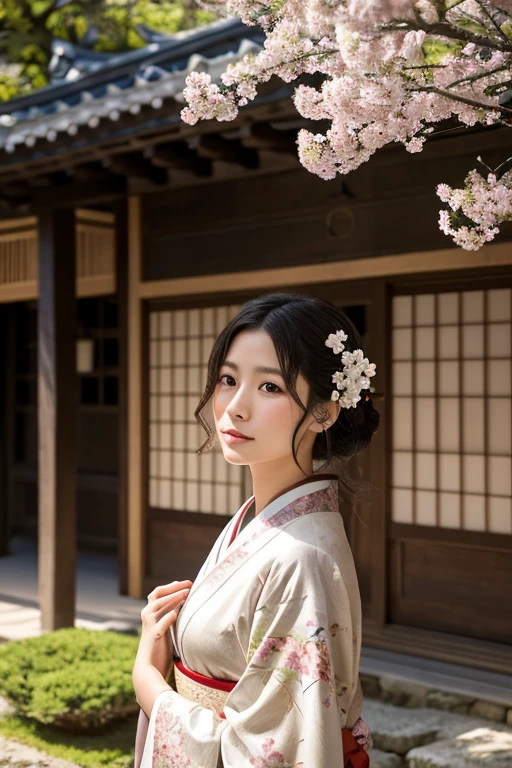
[223, 360, 284, 377]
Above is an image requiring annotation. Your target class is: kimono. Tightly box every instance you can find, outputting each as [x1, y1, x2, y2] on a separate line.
[135, 472, 368, 768]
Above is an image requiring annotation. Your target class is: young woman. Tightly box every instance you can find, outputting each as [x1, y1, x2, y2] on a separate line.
[133, 292, 380, 768]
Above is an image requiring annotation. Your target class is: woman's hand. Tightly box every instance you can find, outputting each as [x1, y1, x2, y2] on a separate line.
[351, 717, 372, 751]
[142, 579, 193, 637]
[133, 579, 192, 718]
[140, 579, 192, 674]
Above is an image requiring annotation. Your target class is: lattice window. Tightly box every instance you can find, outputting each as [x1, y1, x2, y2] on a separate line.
[148, 305, 250, 515]
[0, 211, 115, 301]
[391, 288, 512, 534]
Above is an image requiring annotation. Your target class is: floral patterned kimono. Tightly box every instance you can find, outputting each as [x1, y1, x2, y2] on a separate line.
[135, 473, 369, 768]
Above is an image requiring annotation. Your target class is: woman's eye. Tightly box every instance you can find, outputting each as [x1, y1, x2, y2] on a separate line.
[217, 376, 281, 393]
[261, 382, 282, 394]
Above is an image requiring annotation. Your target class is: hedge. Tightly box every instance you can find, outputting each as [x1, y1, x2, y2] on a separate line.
[0, 627, 140, 731]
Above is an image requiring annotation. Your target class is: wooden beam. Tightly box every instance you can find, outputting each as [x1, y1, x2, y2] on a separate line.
[106, 153, 167, 185]
[127, 196, 144, 598]
[196, 135, 259, 169]
[26, 176, 52, 188]
[30, 177, 126, 209]
[71, 163, 118, 185]
[242, 122, 298, 153]
[148, 142, 211, 177]
[38, 208, 77, 631]
[0, 216, 37, 232]
[138, 242, 512, 299]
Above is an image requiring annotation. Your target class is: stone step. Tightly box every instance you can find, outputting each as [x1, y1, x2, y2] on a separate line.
[361, 647, 512, 708]
[368, 748, 405, 767]
[406, 727, 512, 768]
[362, 699, 512, 768]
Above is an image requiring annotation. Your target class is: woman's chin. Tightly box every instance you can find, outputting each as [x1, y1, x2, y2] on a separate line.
[222, 452, 249, 465]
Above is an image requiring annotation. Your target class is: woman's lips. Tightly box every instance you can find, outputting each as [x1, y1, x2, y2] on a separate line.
[222, 432, 254, 444]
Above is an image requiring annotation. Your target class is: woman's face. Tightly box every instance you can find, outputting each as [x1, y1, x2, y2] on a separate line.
[212, 329, 319, 468]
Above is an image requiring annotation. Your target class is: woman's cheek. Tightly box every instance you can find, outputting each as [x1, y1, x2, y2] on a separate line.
[212, 389, 229, 419]
[267, 398, 296, 434]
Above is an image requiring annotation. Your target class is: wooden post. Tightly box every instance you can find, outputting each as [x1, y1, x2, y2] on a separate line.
[127, 196, 144, 598]
[114, 199, 129, 595]
[0, 306, 8, 556]
[38, 208, 77, 631]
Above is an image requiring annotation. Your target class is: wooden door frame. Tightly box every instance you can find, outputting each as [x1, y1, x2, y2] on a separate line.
[363, 267, 512, 674]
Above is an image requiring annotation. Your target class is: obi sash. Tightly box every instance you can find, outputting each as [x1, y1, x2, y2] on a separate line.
[174, 660, 370, 768]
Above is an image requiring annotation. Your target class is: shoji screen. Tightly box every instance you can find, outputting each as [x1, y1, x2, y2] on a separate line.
[148, 304, 250, 515]
[391, 288, 512, 534]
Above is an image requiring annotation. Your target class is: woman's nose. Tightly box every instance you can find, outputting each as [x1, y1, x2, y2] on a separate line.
[226, 387, 249, 418]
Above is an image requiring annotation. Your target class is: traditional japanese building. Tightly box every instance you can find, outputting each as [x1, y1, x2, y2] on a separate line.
[0, 18, 511, 679]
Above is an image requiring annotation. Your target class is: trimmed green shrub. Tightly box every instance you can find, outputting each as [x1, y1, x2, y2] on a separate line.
[0, 627, 140, 731]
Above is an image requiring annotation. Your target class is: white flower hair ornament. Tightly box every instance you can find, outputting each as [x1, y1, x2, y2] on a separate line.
[325, 330, 377, 409]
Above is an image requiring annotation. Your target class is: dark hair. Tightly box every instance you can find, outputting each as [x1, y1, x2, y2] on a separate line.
[194, 292, 380, 481]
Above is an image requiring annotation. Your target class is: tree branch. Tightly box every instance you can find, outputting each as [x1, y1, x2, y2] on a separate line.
[474, 0, 510, 43]
[446, 64, 508, 89]
[415, 84, 512, 115]
[383, 19, 512, 52]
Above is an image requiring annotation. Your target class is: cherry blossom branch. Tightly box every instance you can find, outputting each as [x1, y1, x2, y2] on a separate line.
[415, 85, 512, 115]
[182, 0, 512, 250]
[474, 0, 510, 43]
[383, 20, 512, 52]
[446, 64, 509, 88]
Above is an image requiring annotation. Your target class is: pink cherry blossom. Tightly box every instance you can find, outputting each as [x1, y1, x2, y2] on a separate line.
[185, 0, 512, 248]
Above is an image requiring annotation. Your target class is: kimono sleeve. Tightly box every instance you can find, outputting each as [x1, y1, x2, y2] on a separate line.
[139, 544, 358, 768]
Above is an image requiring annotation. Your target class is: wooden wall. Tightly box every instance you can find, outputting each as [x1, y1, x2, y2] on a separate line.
[142, 126, 512, 281]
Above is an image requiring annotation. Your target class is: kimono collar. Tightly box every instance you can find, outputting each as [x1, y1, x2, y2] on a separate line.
[249, 472, 339, 527]
[228, 473, 339, 546]
[175, 472, 340, 657]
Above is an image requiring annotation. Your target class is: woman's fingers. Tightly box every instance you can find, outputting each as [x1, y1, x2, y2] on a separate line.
[351, 717, 372, 750]
[152, 603, 185, 638]
[147, 580, 193, 603]
[141, 588, 190, 623]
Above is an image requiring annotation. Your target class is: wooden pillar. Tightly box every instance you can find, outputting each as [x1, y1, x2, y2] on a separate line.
[38, 208, 77, 631]
[127, 196, 144, 597]
[115, 199, 129, 595]
[0, 306, 9, 556]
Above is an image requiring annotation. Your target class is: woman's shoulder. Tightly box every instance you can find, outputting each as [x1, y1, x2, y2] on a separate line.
[267, 515, 343, 572]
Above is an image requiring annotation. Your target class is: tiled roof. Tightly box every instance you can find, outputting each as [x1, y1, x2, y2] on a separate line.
[0, 17, 264, 154]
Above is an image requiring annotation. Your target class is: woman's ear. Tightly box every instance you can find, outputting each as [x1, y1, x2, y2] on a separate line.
[310, 400, 341, 434]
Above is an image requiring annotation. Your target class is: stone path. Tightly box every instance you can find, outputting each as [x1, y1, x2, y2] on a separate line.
[2, 697, 511, 767]
[0, 736, 80, 768]
[363, 698, 512, 767]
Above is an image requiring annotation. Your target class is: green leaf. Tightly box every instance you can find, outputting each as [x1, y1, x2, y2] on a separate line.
[423, 36, 462, 65]
[452, 15, 490, 36]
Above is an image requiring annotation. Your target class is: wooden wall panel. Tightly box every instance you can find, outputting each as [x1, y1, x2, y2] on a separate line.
[389, 535, 512, 644]
[144, 510, 231, 592]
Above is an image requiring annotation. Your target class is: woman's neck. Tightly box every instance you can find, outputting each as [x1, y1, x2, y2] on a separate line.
[250, 461, 322, 516]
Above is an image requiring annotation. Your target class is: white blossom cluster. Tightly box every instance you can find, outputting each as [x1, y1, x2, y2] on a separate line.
[325, 330, 377, 409]
[437, 169, 512, 249]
